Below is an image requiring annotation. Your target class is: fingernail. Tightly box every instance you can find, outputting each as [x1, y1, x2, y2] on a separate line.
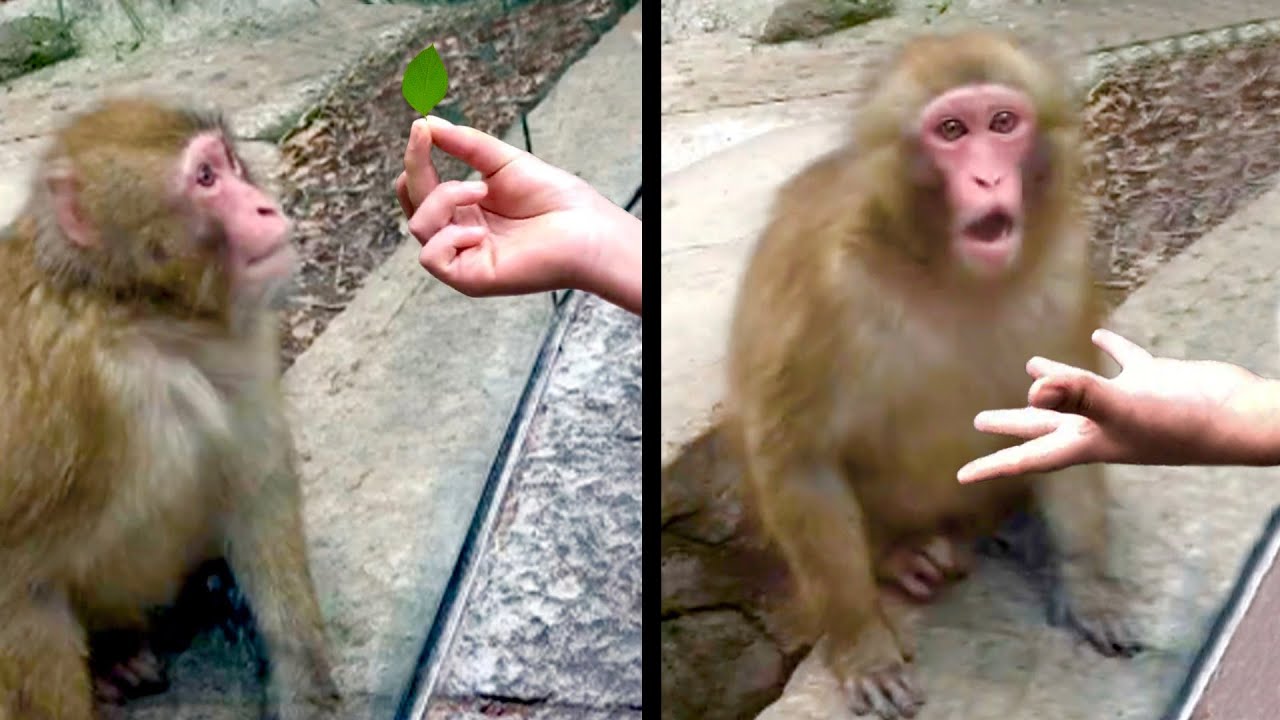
[427, 115, 454, 129]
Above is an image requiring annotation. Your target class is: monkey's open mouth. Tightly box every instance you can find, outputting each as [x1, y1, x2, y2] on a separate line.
[962, 211, 1016, 243]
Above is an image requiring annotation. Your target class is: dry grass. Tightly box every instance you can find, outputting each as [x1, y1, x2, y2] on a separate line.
[1082, 32, 1280, 307]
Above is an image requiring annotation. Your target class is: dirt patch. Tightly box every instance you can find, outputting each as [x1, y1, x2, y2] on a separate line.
[1083, 32, 1280, 308]
[274, 0, 629, 367]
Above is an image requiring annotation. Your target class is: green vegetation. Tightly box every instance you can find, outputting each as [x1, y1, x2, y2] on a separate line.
[0, 14, 78, 83]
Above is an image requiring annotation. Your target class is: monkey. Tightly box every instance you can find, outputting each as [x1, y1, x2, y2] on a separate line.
[0, 97, 339, 719]
[723, 30, 1142, 719]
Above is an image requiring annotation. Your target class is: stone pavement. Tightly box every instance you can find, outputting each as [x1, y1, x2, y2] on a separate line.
[0, 0, 641, 718]
[661, 2, 1280, 718]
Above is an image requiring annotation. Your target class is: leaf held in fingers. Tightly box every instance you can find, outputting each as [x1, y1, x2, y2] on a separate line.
[401, 45, 450, 116]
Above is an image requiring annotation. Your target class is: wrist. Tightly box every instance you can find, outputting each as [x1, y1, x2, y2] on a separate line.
[1221, 376, 1280, 466]
[568, 197, 642, 315]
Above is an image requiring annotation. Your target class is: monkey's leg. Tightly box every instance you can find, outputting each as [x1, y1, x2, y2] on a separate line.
[89, 628, 167, 705]
[879, 534, 975, 602]
[0, 588, 95, 719]
[1034, 464, 1143, 657]
[225, 473, 340, 720]
[751, 461, 924, 719]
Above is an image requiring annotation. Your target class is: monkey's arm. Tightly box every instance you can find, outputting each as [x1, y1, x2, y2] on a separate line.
[223, 440, 339, 717]
[1026, 312, 1143, 657]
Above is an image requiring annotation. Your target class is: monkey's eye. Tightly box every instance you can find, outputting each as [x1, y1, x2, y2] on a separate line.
[936, 118, 967, 141]
[196, 162, 216, 188]
[989, 111, 1019, 134]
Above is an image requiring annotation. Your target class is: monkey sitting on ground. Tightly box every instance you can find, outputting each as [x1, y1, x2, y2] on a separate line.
[0, 98, 339, 719]
[724, 31, 1142, 719]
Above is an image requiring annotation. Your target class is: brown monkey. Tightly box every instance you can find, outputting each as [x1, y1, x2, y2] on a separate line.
[724, 31, 1141, 718]
[0, 97, 339, 719]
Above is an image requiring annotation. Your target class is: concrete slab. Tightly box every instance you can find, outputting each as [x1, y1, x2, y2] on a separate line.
[754, 179, 1280, 718]
[660, 119, 846, 465]
[499, 1, 642, 209]
[283, 244, 554, 717]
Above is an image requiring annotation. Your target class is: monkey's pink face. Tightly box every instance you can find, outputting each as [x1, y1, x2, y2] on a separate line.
[178, 132, 296, 288]
[917, 83, 1036, 278]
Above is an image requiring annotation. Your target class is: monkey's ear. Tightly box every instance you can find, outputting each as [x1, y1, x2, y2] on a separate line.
[46, 165, 98, 249]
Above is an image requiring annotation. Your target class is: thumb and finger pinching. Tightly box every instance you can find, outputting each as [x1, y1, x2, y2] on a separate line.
[404, 119, 443, 206]
[424, 115, 522, 179]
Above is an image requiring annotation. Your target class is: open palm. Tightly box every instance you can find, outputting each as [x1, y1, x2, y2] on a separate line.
[957, 329, 1260, 483]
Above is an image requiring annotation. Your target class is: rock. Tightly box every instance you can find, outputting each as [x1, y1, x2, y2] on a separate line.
[754, 646, 847, 720]
[662, 611, 789, 720]
[0, 15, 77, 83]
[759, 0, 896, 43]
[661, 427, 812, 720]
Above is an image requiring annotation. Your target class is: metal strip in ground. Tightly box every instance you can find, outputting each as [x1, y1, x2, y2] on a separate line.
[394, 288, 582, 720]
[1162, 504, 1280, 720]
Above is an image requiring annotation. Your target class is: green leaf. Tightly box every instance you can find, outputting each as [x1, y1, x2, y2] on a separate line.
[401, 44, 450, 117]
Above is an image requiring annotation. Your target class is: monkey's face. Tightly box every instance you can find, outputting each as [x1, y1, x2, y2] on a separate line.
[912, 83, 1037, 281]
[170, 131, 297, 310]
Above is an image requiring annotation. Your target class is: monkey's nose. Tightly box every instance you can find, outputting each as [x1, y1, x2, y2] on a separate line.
[256, 205, 279, 217]
[973, 175, 1003, 189]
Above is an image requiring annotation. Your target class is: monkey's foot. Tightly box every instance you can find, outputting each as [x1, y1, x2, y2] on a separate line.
[828, 623, 925, 719]
[1052, 575, 1144, 658]
[881, 535, 973, 602]
[90, 633, 168, 705]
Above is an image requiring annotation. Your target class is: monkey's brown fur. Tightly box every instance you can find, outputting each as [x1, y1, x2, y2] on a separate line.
[0, 99, 337, 719]
[725, 31, 1138, 715]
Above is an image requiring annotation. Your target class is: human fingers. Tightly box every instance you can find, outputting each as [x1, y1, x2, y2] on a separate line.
[1091, 328, 1153, 368]
[406, 180, 488, 247]
[418, 224, 489, 291]
[426, 115, 523, 179]
[395, 172, 415, 219]
[1026, 355, 1097, 383]
[1027, 372, 1113, 420]
[956, 431, 1088, 484]
[404, 119, 443, 205]
[973, 407, 1068, 439]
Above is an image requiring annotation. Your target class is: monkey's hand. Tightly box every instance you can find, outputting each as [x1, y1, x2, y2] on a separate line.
[1051, 565, 1143, 659]
[271, 688, 343, 720]
[268, 660, 343, 720]
[827, 618, 924, 719]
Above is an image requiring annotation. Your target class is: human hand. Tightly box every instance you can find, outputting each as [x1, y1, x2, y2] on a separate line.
[957, 329, 1272, 483]
[395, 116, 640, 313]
